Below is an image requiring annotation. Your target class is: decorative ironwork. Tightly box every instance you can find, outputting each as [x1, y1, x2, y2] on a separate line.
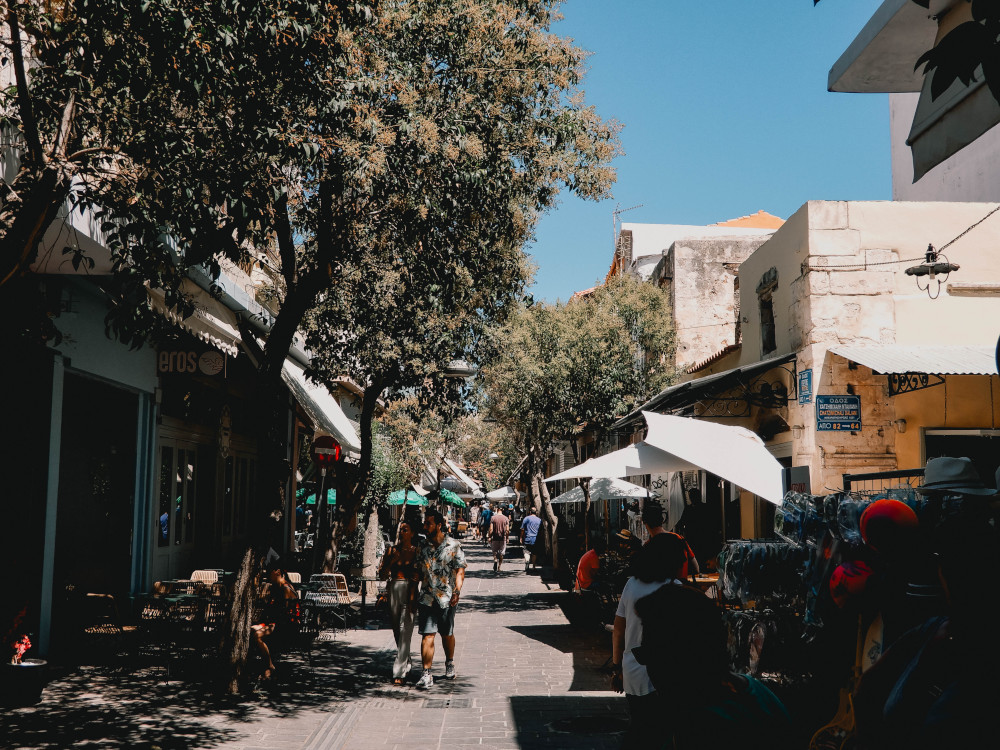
[693, 362, 797, 418]
[887, 373, 945, 397]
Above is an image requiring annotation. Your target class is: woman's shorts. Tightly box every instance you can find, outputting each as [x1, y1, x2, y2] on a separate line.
[417, 601, 457, 636]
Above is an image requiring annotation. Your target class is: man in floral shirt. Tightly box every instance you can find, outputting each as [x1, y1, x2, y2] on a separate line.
[415, 508, 467, 688]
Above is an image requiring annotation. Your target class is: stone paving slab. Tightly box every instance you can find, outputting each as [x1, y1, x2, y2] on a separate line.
[2, 542, 626, 749]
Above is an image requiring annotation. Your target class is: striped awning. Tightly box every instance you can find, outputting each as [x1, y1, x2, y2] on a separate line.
[828, 345, 997, 376]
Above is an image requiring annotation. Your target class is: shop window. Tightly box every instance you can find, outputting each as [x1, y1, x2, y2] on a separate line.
[224, 453, 256, 539]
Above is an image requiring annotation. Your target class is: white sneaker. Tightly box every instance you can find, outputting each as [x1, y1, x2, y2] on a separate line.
[444, 661, 456, 680]
[416, 671, 434, 689]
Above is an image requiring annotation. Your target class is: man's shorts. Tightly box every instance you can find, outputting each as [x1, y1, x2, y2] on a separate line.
[417, 600, 457, 636]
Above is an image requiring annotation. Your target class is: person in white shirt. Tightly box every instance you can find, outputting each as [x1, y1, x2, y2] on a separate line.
[611, 532, 688, 750]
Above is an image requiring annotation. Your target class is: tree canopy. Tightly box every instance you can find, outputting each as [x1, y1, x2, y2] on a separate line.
[480, 274, 676, 459]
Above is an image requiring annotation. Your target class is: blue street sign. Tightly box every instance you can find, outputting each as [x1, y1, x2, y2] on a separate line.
[816, 395, 861, 431]
[798, 369, 813, 404]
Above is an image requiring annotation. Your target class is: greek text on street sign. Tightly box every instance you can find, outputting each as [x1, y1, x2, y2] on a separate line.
[798, 369, 813, 405]
[816, 395, 861, 431]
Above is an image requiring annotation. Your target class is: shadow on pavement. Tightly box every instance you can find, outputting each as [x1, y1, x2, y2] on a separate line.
[460, 592, 563, 614]
[509, 694, 628, 750]
[0, 639, 427, 749]
[507, 624, 612, 692]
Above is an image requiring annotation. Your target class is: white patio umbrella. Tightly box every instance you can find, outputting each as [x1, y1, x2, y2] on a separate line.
[544, 412, 783, 505]
[486, 486, 519, 501]
[549, 477, 657, 504]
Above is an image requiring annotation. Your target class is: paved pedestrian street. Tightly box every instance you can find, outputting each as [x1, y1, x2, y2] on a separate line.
[2, 545, 627, 750]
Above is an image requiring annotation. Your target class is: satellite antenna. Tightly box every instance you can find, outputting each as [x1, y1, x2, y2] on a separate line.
[612, 203, 644, 269]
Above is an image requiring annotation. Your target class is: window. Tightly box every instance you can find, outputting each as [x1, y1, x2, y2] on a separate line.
[756, 268, 778, 356]
[156, 444, 197, 547]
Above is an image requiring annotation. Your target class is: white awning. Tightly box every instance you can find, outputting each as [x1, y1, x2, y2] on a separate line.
[828, 0, 943, 94]
[546, 412, 784, 505]
[443, 458, 481, 493]
[486, 486, 519, 501]
[147, 279, 241, 357]
[829, 345, 997, 376]
[281, 360, 362, 452]
[550, 478, 655, 505]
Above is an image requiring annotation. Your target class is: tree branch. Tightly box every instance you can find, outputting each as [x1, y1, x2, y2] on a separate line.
[51, 93, 76, 160]
[7, 8, 43, 165]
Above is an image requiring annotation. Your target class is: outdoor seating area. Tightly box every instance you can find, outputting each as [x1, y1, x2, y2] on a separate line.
[70, 566, 391, 682]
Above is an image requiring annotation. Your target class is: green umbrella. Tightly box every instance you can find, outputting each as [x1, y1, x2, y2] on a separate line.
[304, 489, 336, 506]
[387, 489, 428, 506]
[439, 488, 467, 508]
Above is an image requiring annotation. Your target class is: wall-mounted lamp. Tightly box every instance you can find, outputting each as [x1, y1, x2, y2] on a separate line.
[893, 419, 907, 434]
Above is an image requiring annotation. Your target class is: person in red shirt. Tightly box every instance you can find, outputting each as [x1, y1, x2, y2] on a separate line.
[641, 502, 699, 577]
[576, 538, 606, 591]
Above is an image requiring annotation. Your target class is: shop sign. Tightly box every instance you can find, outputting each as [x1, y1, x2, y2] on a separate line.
[158, 349, 226, 376]
[816, 395, 861, 431]
[782, 466, 811, 494]
[798, 369, 812, 404]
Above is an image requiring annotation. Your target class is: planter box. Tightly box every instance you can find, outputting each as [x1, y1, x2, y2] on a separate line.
[1, 659, 48, 707]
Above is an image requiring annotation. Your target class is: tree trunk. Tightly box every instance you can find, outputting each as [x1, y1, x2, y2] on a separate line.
[361, 504, 381, 598]
[221, 281, 320, 694]
[532, 464, 558, 570]
[320, 378, 384, 574]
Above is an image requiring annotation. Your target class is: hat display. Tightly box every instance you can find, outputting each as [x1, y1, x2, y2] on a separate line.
[915, 457, 996, 496]
[829, 560, 874, 609]
[860, 499, 918, 555]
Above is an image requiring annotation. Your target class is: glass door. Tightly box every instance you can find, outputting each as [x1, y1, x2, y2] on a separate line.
[153, 441, 198, 581]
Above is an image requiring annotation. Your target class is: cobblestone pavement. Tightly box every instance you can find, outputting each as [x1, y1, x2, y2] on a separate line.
[3, 543, 627, 749]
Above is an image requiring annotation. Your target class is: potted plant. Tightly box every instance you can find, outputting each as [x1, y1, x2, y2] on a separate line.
[2, 634, 48, 707]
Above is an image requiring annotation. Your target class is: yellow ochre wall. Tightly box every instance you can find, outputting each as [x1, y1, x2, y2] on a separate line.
[893, 375, 1000, 470]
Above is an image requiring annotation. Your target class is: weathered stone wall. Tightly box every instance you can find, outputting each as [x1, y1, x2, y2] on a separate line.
[669, 236, 771, 370]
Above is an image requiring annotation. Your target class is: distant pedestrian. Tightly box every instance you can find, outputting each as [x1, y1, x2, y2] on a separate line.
[379, 520, 420, 685]
[520, 506, 542, 572]
[490, 505, 510, 571]
[479, 503, 493, 546]
[415, 509, 467, 689]
[469, 502, 481, 540]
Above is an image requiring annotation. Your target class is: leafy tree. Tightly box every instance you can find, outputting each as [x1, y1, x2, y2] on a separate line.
[479, 275, 675, 564]
[300, 0, 620, 567]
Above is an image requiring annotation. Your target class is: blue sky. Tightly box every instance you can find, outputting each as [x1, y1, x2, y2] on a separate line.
[529, 0, 890, 302]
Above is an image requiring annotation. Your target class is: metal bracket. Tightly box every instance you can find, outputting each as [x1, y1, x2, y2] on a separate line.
[693, 361, 798, 418]
[887, 373, 945, 397]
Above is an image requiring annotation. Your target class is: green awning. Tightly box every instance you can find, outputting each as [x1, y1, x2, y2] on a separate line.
[387, 489, 428, 506]
[304, 489, 336, 506]
[439, 488, 467, 508]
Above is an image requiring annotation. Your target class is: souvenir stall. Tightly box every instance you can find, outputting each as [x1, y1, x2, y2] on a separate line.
[716, 458, 1000, 747]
